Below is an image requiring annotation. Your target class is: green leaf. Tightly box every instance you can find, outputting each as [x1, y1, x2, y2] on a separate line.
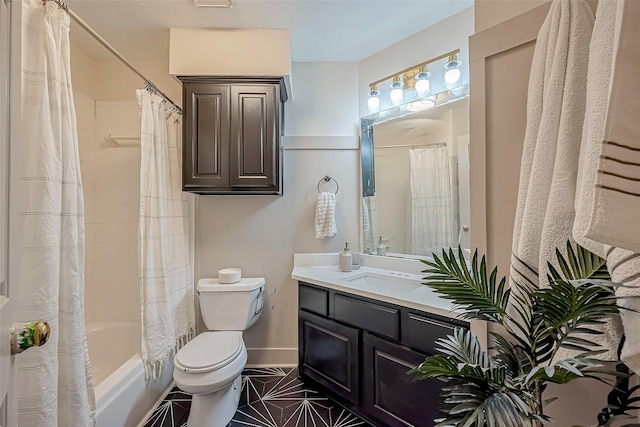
[421, 248, 510, 323]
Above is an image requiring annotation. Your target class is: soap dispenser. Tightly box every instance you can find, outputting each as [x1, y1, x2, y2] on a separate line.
[340, 243, 353, 272]
[376, 237, 386, 256]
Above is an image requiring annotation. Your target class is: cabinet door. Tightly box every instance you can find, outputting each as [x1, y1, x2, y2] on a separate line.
[363, 333, 444, 427]
[183, 83, 230, 189]
[230, 84, 279, 190]
[299, 311, 360, 405]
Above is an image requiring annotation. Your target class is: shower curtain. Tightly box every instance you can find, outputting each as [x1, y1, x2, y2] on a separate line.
[410, 145, 456, 257]
[17, 1, 95, 426]
[137, 89, 195, 379]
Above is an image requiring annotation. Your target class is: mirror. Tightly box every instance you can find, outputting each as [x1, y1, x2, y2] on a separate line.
[361, 92, 470, 258]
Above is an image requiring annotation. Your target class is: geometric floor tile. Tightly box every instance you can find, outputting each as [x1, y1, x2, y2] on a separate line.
[143, 367, 372, 427]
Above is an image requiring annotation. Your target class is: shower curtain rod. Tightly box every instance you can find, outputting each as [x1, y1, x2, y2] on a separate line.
[44, 0, 182, 113]
[375, 142, 448, 149]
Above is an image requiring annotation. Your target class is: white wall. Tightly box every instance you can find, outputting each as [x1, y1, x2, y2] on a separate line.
[74, 91, 142, 325]
[72, 45, 146, 324]
[85, 100, 141, 323]
[194, 62, 360, 365]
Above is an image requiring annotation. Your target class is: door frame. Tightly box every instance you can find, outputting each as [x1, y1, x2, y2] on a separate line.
[1, 0, 23, 425]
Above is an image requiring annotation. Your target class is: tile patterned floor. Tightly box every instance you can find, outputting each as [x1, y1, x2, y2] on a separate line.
[144, 367, 372, 427]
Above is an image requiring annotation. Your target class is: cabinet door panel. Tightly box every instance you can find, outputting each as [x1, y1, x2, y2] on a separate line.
[363, 333, 444, 427]
[183, 83, 230, 189]
[230, 85, 279, 189]
[299, 311, 359, 404]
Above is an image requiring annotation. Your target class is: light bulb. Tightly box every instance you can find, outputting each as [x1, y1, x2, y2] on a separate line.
[389, 80, 404, 107]
[367, 89, 380, 113]
[415, 70, 431, 97]
[444, 55, 463, 89]
[444, 68, 461, 85]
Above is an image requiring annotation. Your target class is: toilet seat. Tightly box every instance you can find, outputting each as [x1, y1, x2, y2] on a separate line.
[175, 331, 243, 374]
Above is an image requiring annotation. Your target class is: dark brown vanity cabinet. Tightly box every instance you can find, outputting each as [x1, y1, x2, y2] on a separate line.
[180, 77, 286, 195]
[298, 281, 467, 427]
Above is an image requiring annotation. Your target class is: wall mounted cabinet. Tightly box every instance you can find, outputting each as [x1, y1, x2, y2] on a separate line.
[298, 281, 468, 427]
[179, 77, 287, 195]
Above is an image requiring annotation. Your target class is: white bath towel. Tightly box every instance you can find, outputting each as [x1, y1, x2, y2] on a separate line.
[572, 0, 619, 259]
[315, 192, 337, 239]
[510, 0, 594, 291]
[585, 0, 640, 253]
[573, 0, 640, 373]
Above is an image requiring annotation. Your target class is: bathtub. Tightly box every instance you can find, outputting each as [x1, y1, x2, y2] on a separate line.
[86, 321, 173, 427]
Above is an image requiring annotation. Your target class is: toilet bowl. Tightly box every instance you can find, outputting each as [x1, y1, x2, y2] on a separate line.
[174, 331, 247, 426]
[173, 277, 265, 427]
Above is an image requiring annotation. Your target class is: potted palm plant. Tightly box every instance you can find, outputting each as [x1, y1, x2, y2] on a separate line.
[411, 242, 637, 427]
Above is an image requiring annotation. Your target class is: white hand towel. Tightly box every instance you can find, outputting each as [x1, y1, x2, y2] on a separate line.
[362, 197, 370, 232]
[510, 0, 594, 290]
[315, 192, 337, 239]
[584, 0, 640, 253]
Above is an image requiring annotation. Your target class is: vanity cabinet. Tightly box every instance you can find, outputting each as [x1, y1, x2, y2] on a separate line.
[298, 281, 468, 427]
[179, 77, 286, 195]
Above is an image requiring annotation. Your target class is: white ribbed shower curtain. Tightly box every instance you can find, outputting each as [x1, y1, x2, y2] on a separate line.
[138, 89, 195, 379]
[18, 1, 95, 425]
[410, 145, 457, 257]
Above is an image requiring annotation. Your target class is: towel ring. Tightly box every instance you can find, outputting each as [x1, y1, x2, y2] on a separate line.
[317, 175, 339, 194]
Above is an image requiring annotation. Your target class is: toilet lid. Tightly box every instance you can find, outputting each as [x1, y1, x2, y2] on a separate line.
[175, 332, 243, 373]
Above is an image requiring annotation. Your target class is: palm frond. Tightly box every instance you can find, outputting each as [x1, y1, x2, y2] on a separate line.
[520, 358, 604, 385]
[422, 247, 510, 322]
[550, 241, 610, 283]
[412, 329, 506, 387]
[532, 278, 620, 360]
[435, 385, 538, 427]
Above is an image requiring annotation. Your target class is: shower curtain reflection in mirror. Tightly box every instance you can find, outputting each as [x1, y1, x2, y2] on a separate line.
[409, 145, 457, 256]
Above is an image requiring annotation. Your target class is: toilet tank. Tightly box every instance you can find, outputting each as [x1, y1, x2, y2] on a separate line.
[196, 278, 265, 331]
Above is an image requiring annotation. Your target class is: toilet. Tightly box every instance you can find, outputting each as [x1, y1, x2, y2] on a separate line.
[173, 277, 265, 427]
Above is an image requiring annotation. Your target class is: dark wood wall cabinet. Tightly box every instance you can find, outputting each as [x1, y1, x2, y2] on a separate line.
[298, 281, 468, 427]
[179, 77, 287, 195]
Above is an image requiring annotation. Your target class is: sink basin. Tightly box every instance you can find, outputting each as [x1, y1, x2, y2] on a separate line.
[344, 271, 423, 295]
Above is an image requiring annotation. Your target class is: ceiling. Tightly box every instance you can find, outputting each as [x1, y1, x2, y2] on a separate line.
[64, 0, 473, 63]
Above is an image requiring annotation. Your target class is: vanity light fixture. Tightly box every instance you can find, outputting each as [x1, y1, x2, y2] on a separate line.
[367, 87, 381, 113]
[366, 49, 461, 113]
[443, 54, 463, 89]
[389, 77, 404, 107]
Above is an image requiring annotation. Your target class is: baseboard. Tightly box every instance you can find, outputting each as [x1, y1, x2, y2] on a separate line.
[246, 347, 298, 366]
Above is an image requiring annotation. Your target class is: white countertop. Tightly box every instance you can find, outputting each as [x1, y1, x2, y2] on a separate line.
[291, 253, 463, 320]
[292, 253, 487, 347]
